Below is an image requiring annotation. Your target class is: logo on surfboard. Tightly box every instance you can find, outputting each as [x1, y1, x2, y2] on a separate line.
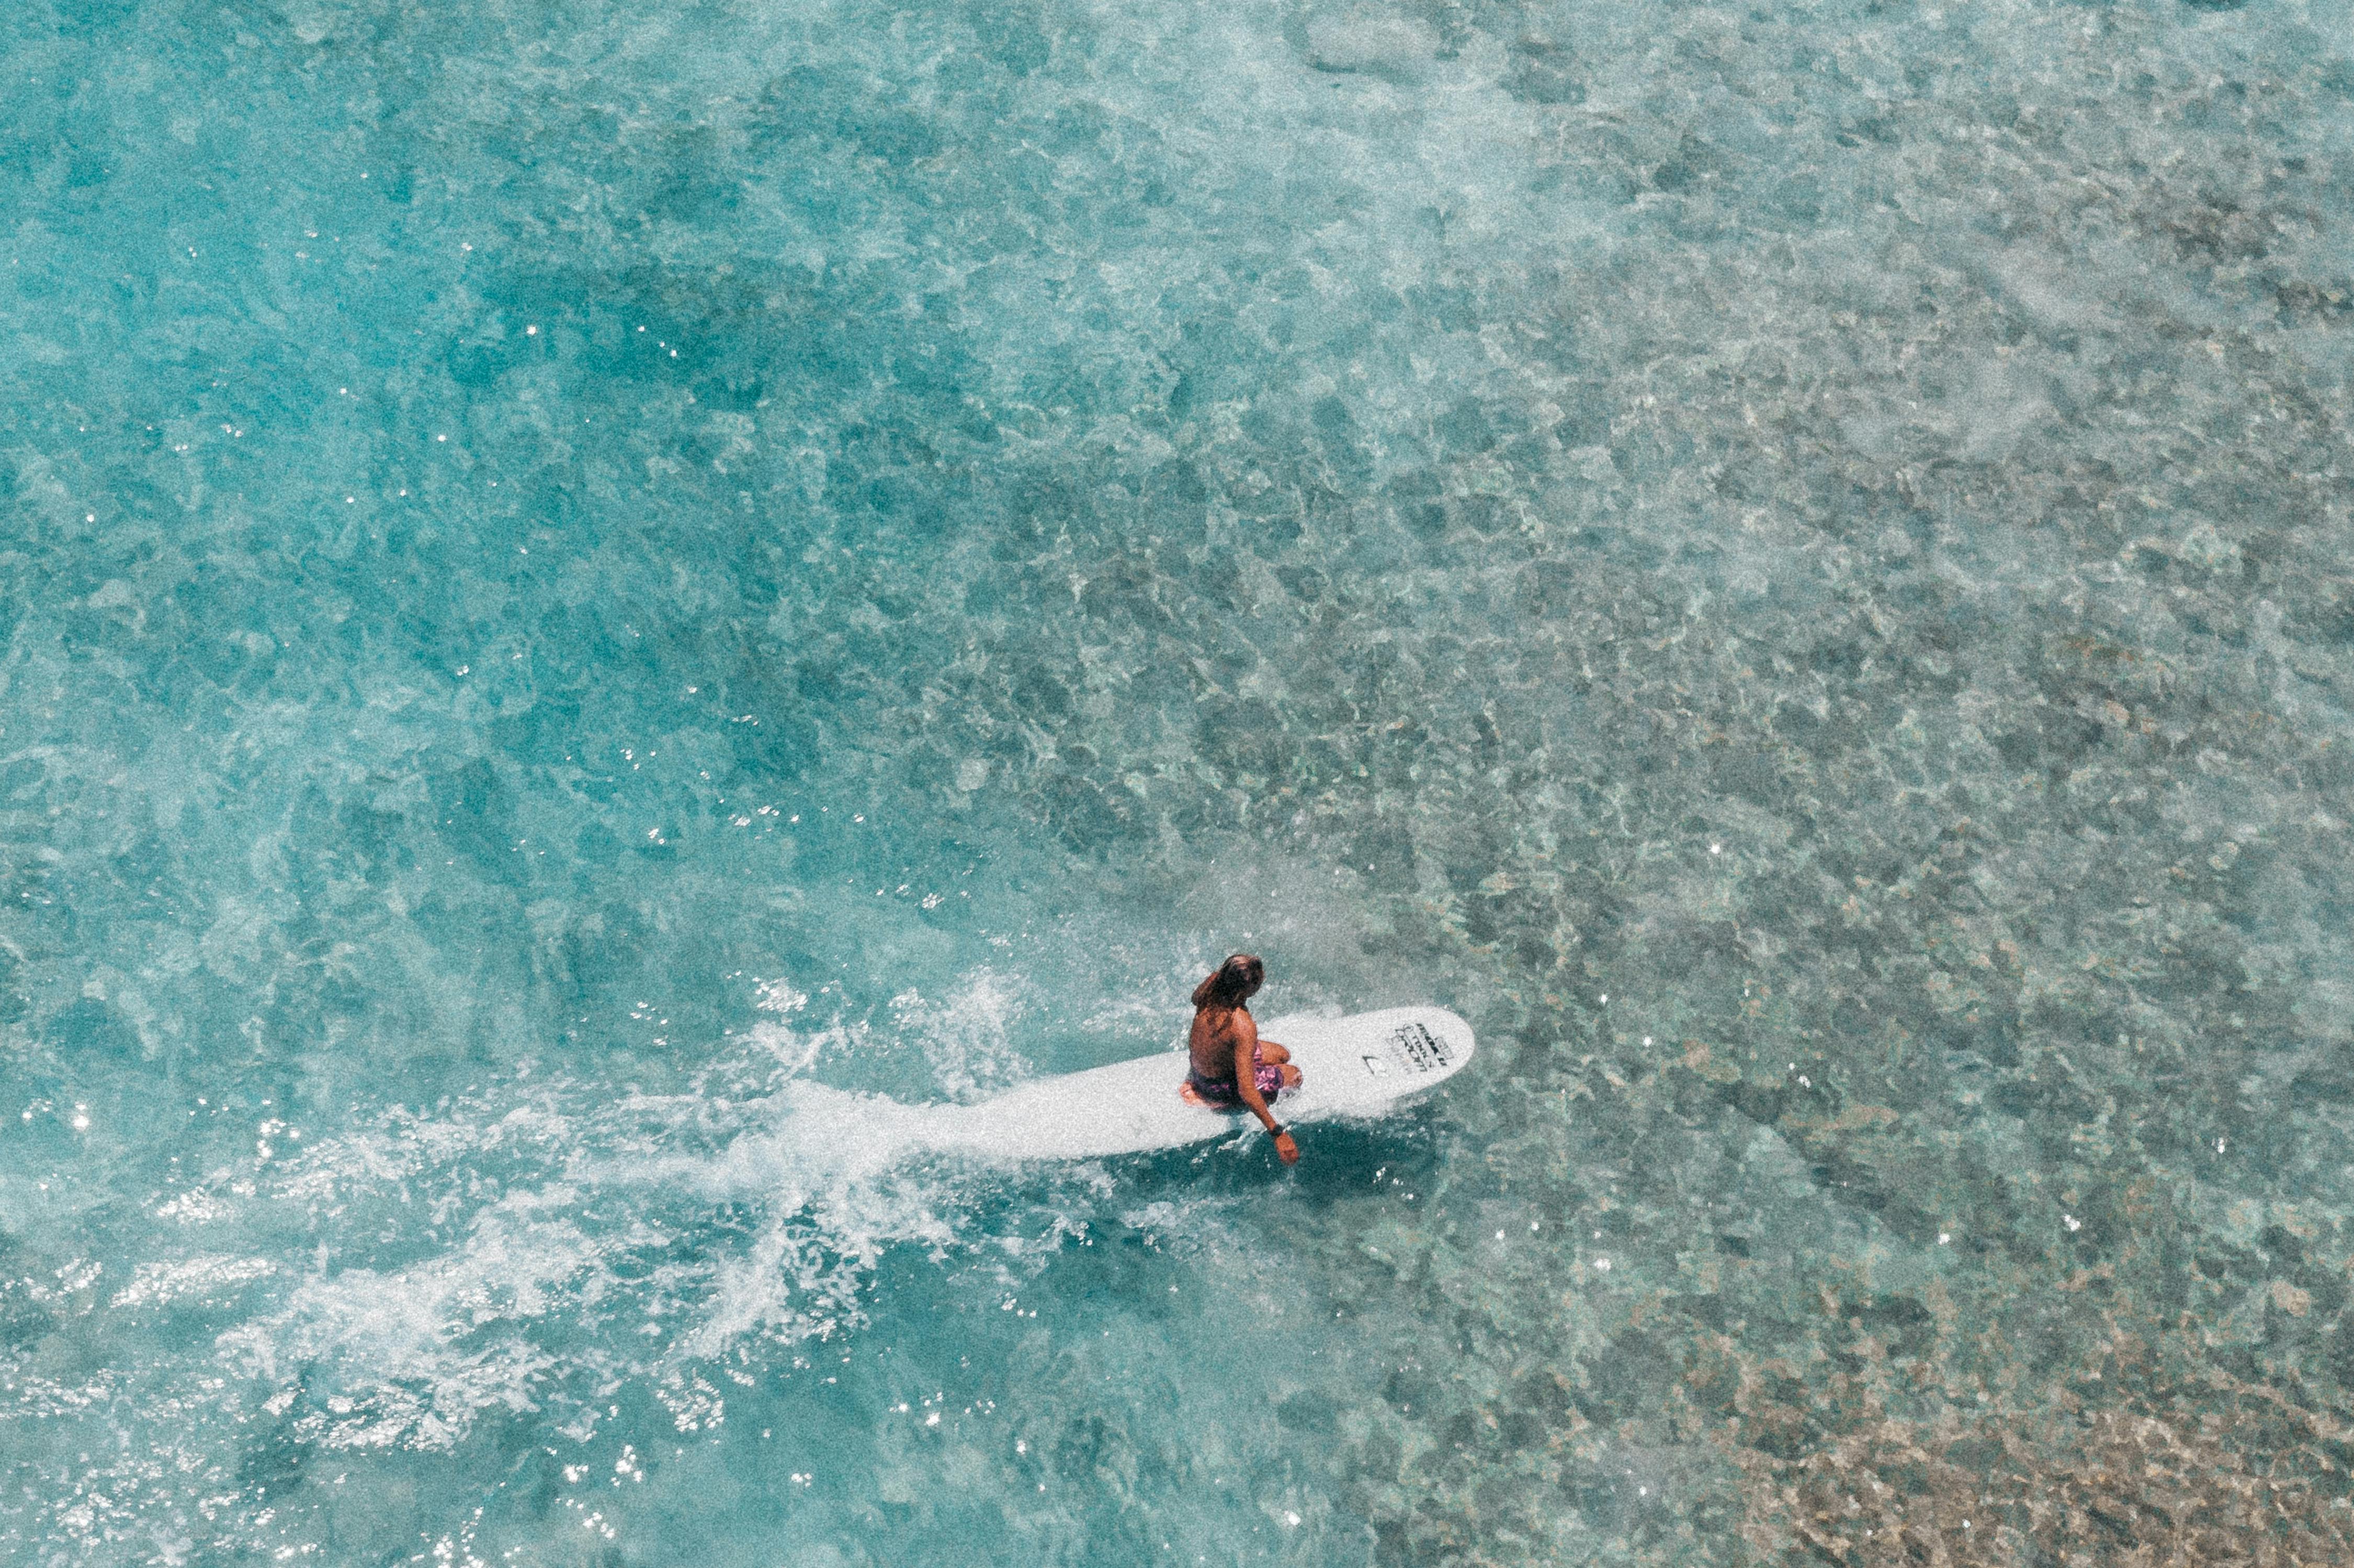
[1391, 1021, 1451, 1073]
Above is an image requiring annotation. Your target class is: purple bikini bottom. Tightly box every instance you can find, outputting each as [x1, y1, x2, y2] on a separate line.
[1187, 1044, 1291, 1107]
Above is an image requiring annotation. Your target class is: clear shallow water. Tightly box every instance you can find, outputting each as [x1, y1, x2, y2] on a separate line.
[5, 0, 2354, 1560]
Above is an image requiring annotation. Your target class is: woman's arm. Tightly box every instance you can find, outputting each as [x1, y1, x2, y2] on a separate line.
[1230, 1014, 1299, 1164]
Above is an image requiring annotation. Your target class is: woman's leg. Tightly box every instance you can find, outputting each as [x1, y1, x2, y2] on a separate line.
[1252, 1039, 1300, 1095]
[1253, 1059, 1302, 1098]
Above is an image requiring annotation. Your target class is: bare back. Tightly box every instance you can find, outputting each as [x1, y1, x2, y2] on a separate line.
[1188, 1003, 1256, 1081]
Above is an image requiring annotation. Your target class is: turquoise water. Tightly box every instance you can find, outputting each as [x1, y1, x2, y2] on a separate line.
[7, 0, 2354, 1560]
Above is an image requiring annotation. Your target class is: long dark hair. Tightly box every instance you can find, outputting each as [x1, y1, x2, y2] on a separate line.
[1191, 952, 1265, 1010]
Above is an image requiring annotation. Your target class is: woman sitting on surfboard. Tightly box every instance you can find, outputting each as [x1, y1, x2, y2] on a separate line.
[1181, 953, 1303, 1164]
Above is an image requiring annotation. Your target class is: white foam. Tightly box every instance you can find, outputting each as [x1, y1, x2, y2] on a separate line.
[111, 1254, 275, 1309]
[194, 984, 1063, 1450]
[892, 968, 1034, 1103]
[218, 1197, 597, 1449]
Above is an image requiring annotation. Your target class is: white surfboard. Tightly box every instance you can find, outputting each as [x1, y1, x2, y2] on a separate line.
[913, 1006, 1474, 1162]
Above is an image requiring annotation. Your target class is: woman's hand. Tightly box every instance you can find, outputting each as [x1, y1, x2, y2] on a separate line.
[1272, 1129, 1299, 1165]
